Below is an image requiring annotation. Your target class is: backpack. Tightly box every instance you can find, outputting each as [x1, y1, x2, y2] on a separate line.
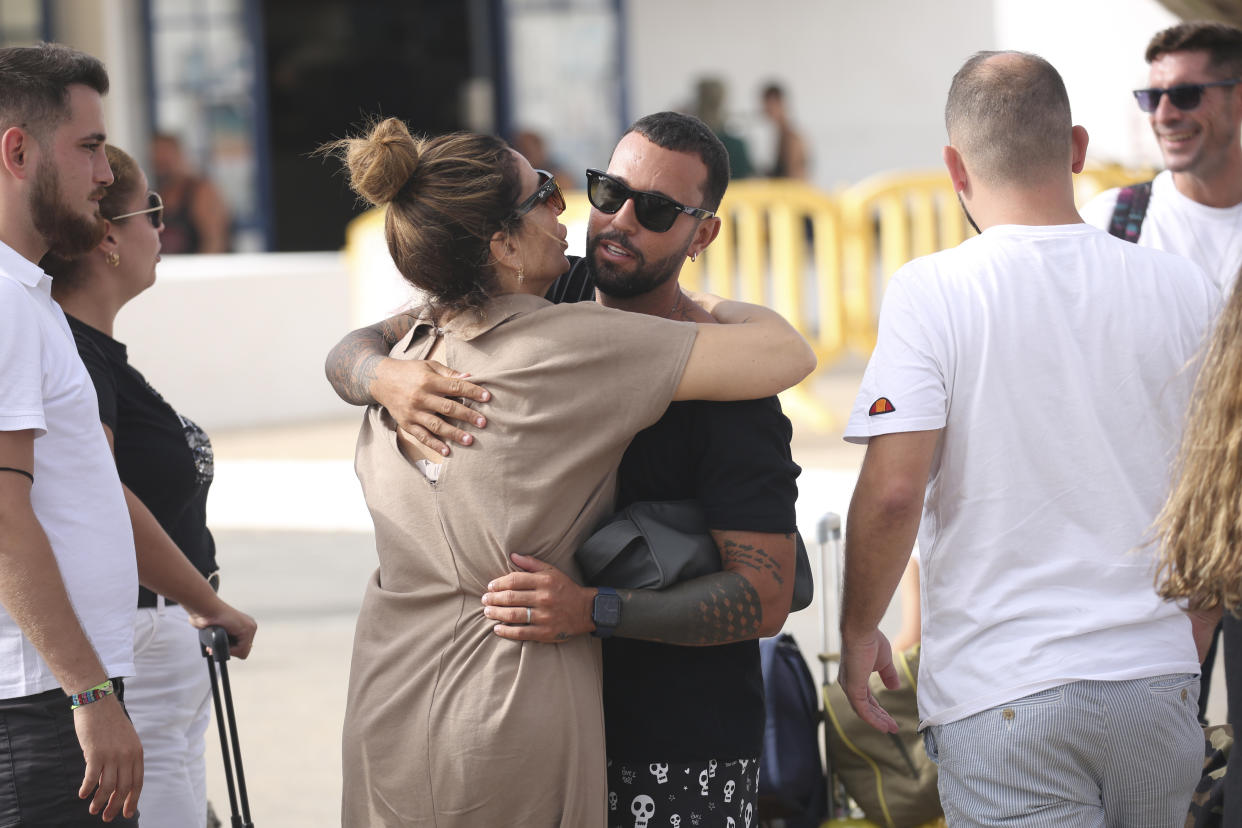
[1188, 724, 1232, 827]
[757, 633, 827, 827]
[822, 644, 943, 828]
[1106, 180, 1153, 242]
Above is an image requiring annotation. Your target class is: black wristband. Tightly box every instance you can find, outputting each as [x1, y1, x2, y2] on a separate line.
[0, 466, 33, 483]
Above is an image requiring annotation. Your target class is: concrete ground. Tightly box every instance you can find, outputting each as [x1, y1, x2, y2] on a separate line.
[198, 363, 1225, 826]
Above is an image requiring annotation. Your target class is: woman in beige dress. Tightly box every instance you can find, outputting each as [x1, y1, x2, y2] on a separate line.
[329, 118, 815, 828]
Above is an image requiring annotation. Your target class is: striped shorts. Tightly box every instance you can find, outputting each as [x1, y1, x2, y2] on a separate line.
[925, 675, 1202, 828]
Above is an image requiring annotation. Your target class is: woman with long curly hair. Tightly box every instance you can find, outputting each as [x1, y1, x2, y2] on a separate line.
[1154, 274, 1242, 820]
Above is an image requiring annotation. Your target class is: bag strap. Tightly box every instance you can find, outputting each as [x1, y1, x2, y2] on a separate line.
[575, 521, 645, 580]
[1107, 180, 1153, 243]
[894, 648, 918, 692]
[822, 691, 898, 828]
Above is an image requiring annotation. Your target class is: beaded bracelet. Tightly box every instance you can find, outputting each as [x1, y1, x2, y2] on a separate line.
[69, 679, 115, 710]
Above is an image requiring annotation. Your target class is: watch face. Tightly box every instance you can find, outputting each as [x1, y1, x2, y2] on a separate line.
[594, 592, 621, 628]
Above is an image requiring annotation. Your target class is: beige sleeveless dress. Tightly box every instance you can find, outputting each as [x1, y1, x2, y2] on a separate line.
[342, 294, 696, 827]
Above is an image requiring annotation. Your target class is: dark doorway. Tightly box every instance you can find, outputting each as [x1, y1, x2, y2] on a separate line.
[263, 1, 476, 251]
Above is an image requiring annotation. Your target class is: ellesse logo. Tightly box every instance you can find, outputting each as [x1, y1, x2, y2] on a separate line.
[868, 397, 895, 416]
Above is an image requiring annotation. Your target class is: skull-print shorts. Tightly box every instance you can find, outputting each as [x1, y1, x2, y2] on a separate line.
[607, 755, 760, 828]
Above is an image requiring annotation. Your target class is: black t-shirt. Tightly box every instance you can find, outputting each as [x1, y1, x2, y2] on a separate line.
[545, 255, 595, 304]
[546, 259, 803, 761]
[67, 316, 217, 607]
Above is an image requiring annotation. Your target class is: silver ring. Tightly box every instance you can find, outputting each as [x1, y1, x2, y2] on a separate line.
[526, 607, 533, 625]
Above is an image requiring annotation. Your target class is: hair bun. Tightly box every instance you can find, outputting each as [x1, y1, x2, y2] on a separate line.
[343, 117, 422, 206]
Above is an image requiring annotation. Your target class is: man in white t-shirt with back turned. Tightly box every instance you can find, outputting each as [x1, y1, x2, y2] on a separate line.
[1081, 21, 1242, 293]
[839, 50, 1218, 826]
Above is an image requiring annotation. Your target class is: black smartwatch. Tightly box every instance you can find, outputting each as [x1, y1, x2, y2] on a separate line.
[590, 586, 621, 638]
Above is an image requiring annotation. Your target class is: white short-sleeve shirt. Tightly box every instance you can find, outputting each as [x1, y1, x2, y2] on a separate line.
[845, 223, 1218, 727]
[0, 241, 136, 698]
[1081, 170, 1242, 294]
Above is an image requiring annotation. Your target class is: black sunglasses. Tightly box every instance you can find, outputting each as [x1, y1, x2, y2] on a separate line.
[585, 169, 715, 233]
[512, 170, 565, 218]
[108, 191, 164, 228]
[1132, 79, 1241, 113]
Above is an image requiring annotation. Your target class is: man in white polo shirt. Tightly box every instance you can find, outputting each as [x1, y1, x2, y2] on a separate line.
[0, 43, 258, 827]
[0, 43, 144, 826]
[839, 51, 1218, 825]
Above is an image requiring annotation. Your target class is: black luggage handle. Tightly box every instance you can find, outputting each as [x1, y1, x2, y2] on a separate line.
[200, 625, 254, 827]
[199, 625, 235, 662]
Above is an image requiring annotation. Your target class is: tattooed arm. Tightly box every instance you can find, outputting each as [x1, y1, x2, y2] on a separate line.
[617, 529, 795, 643]
[324, 313, 415, 405]
[324, 312, 492, 456]
[482, 529, 795, 646]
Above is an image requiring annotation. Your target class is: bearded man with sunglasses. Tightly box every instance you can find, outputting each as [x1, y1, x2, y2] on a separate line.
[1081, 21, 1242, 294]
[326, 112, 800, 826]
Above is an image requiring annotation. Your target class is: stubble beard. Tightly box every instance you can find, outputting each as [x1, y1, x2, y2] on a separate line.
[1159, 103, 1241, 180]
[587, 230, 688, 300]
[31, 161, 106, 258]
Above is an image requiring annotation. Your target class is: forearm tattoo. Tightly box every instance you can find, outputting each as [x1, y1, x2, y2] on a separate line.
[324, 315, 415, 405]
[615, 571, 763, 646]
[719, 536, 787, 590]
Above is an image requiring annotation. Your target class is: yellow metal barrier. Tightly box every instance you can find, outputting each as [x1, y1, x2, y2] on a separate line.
[345, 164, 1154, 431]
[839, 171, 968, 353]
[681, 179, 845, 369]
[675, 179, 844, 428]
[1074, 161, 1157, 206]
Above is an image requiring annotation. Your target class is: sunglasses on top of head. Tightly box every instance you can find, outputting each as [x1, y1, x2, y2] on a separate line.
[512, 170, 566, 218]
[1132, 79, 1241, 113]
[585, 169, 715, 233]
[108, 191, 164, 228]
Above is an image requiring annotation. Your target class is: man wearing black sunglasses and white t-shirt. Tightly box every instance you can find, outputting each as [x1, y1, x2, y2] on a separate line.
[1081, 22, 1242, 733]
[1081, 22, 1242, 295]
[325, 111, 800, 826]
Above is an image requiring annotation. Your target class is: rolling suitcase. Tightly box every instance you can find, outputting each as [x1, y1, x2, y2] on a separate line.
[815, 512, 846, 820]
[200, 626, 254, 828]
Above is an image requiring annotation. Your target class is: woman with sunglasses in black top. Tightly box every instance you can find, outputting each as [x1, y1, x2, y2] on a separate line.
[41, 144, 257, 828]
[324, 118, 813, 828]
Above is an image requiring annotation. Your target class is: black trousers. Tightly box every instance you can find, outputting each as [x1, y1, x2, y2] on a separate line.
[0, 680, 138, 827]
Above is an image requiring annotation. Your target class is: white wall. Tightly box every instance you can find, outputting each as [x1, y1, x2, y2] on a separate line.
[623, 0, 1182, 188]
[624, 0, 997, 190]
[994, 0, 1179, 168]
[112, 253, 357, 432]
[51, 0, 152, 173]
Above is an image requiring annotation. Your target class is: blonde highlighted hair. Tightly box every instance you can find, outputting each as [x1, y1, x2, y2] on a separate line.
[1155, 276, 1242, 611]
[320, 118, 522, 314]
